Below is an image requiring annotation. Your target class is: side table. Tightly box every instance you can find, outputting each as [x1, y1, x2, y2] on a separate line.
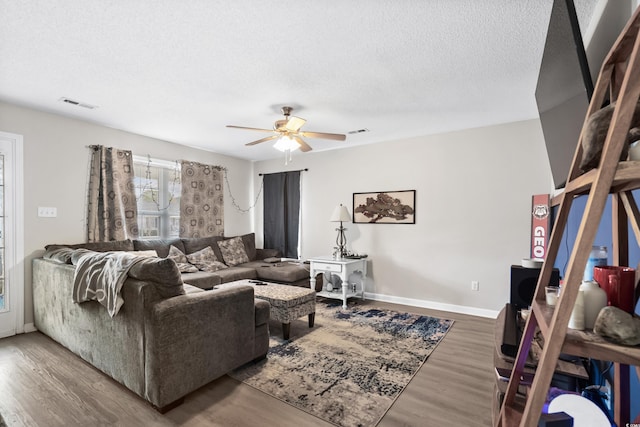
[309, 256, 368, 309]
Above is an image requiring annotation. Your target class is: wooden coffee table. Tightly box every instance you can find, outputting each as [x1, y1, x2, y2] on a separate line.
[216, 279, 316, 340]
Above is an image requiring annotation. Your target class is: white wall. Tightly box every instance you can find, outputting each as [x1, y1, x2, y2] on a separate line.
[254, 119, 554, 315]
[0, 101, 254, 326]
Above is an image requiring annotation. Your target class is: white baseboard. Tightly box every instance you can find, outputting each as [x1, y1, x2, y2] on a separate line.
[364, 292, 499, 319]
[0, 323, 36, 338]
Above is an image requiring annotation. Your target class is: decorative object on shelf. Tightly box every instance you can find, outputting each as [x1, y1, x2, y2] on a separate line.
[578, 99, 640, 173]
[584, 245, 608, 281]
[547, 394, 611, 427]
[353, 190, 415, 224]
[530, 194, 551, 260]
[593, 306, 640, 346]
[568, 288, 585, 330]
[545, 286, 560, 307]
[593, 265, 637, 313]
[579, 280, 608, 330]
[330, 204, 351, 257]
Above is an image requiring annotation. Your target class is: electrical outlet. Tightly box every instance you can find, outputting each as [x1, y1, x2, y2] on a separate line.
[38, 207, 57, 217]
[471, 281, 479, 291]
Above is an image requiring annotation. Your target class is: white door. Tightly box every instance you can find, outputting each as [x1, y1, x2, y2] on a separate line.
[0, 132, 24, 338]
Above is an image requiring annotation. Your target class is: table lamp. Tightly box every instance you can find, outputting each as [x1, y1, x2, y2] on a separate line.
[330, 204, 351, 257]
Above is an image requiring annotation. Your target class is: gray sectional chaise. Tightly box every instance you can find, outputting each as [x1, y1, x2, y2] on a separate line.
[32, 233, 313, 412]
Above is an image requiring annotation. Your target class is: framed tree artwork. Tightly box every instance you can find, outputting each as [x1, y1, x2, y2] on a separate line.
[353, 190, 416, 224]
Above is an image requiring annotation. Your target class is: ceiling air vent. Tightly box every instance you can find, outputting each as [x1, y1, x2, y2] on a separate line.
[348, 128, 369, 135]
[58, 97, 98, 109]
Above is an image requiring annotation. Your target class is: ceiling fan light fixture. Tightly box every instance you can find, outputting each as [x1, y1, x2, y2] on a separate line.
[273, 135, 300, 152]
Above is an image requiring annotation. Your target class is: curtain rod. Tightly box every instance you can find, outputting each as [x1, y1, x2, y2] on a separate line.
[259, 168, 308, 176]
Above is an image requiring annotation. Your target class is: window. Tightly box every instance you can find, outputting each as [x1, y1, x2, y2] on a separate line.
[133, 156, 181, 239]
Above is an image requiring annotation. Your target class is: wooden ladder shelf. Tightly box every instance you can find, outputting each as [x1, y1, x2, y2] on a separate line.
[497, 6, 640, 427]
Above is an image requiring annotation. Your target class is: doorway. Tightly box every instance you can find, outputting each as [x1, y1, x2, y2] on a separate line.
[0, 131, 24, 338]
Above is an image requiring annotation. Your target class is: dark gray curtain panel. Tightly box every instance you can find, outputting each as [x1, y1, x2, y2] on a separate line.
[87, 145, 138, 242]
[263, 171, 300, 258]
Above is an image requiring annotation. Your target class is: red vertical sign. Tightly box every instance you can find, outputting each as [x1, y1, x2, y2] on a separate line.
[531, 194, 550, 260]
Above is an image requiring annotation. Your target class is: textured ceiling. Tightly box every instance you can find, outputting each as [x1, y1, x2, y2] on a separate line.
[0, 1, 598, 161]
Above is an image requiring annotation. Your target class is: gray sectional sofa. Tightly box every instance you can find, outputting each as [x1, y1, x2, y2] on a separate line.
[32, 233, 314, 412]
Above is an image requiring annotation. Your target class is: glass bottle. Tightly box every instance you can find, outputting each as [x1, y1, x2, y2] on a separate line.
[584, 245, 608, 281]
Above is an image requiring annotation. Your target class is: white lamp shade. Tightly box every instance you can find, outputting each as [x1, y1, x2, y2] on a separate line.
[273, 135, 300, 152]
[330, 204, 351, 222]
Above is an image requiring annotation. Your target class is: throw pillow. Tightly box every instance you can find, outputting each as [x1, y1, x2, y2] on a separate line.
[128, 257, 185, 299]
[167, 245, 199, 273]
[217, 236, 250, 266]
[186, 246, 228, 272]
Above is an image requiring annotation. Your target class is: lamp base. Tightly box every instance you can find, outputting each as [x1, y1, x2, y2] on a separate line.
[335, 223, 347, 257]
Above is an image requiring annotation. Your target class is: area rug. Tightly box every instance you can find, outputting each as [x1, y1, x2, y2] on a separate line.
[230, 301, 453, 427]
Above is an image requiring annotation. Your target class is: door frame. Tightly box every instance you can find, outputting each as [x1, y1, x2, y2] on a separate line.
[0, 131, 24, 338]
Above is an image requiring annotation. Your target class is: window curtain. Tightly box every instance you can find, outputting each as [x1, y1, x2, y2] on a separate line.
[179, 161, 224, 237]
[87, 145, 138, 242]
[263, 171, 301, 258]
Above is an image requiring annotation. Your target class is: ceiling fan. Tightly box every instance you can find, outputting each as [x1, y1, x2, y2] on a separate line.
[226, 106, 346, 152]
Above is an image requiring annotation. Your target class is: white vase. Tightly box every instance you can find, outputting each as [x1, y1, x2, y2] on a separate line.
[580, 280, 608, 330]
[568, 289, 585, 330]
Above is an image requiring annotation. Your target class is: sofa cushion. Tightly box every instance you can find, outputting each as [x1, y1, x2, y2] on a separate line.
[214, 267, 258, 283]
[256, 264, 310, 283]
[166, 245, 199, 273]
[181, 271, 222, 290]
[183, 283, 205, 294]
[257, 248, 282, 260]
[217, 236, 250, 266]
[182, 236, 225, 262]
[134, 238, 184, 258]
[240, 233, 257, 261]
[45, 239, 135, 252]
[186, 246, 228, 273]
[128, 257, 185, 299]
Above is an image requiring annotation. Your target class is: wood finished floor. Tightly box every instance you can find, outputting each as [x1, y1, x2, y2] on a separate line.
[0, 300, 496, 427]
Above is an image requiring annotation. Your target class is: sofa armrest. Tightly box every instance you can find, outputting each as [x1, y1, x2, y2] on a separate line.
[256, 248, 282, 259]
[143, 285, 257, 408]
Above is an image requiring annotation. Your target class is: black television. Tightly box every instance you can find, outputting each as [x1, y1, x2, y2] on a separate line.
[536, 0, 593, 190]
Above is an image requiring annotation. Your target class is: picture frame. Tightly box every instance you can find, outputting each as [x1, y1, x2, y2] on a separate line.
[352, 190, 416, 224]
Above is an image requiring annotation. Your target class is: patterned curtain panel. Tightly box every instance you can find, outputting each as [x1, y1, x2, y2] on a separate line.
[87, 146, 138, 242]
[179, 161, 224, 238]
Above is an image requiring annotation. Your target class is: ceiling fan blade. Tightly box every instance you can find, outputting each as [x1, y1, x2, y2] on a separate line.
[294, 136, 313, 152]
[285, 116, 306, 132]
[299, 131, 346, 141]
[245, 135, 279, 146]
[227, 125, 274, 133]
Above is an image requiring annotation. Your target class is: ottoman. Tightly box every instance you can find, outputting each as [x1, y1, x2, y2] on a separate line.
[218, 279, 316, 340]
